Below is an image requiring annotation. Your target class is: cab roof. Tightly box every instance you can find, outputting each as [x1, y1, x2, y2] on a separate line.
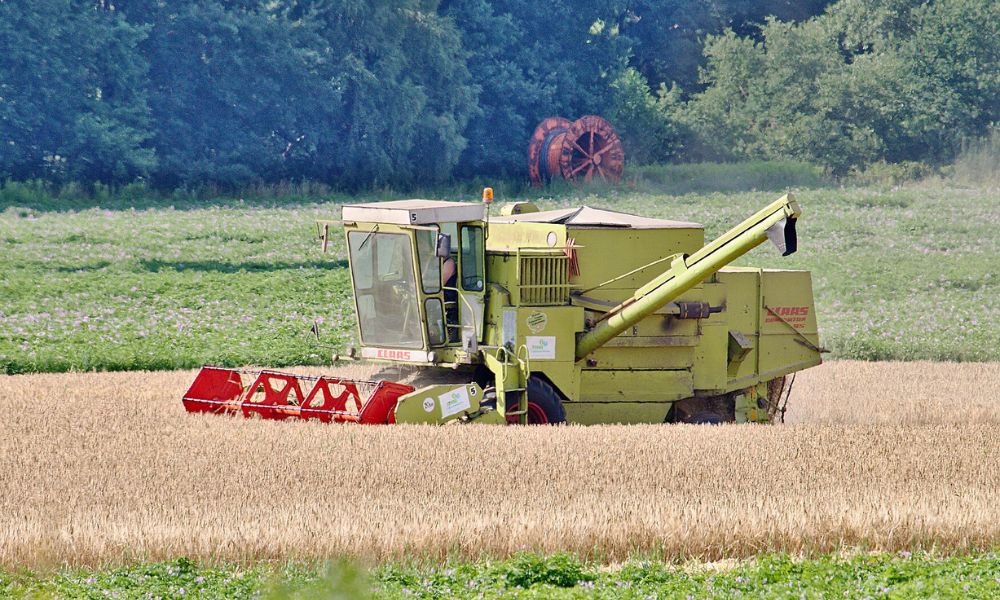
[492, 206, 701, 230]
[342, 200, 486, 225]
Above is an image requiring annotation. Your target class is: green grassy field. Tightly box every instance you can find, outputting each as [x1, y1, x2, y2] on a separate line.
[4, 553, 999, 599]
[2, 182, 999, 374]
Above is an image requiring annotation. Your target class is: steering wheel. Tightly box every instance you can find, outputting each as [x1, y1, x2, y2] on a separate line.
[389, 278, 412, 299]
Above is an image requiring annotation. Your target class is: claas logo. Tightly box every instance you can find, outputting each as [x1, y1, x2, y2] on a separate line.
[766, 306, 810, 325]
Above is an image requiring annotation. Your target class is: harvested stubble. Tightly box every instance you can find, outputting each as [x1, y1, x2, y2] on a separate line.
[1, 361, 999, 568]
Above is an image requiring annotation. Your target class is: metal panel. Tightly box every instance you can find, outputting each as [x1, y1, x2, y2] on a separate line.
[579, 369, 693, 402]
[343, 200, 485, 225]
[758, 269, 823, 377]
[586, 346, 694, 369]
[563, 401, 671, 425]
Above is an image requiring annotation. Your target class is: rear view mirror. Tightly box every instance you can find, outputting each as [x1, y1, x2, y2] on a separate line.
[436, 233, 451, 258]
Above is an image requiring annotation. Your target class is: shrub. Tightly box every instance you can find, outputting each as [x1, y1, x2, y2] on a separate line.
[605, 69, 684, 165]
[499, 553, 593, 588]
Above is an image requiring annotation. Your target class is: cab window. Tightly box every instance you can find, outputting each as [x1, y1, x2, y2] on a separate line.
[347, 231, 423, 349]
[415, 228, 441, 294]
[460, 225, 484, 292]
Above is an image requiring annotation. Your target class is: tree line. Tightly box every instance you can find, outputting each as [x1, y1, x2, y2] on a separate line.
[0, 0, 995, 189]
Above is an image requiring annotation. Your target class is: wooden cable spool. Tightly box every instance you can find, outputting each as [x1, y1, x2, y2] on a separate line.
[528, 115, 624, 186]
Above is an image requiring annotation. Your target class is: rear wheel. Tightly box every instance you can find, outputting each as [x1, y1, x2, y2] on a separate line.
[668, 377, 788, 424]
[489, 376, 566, 425]
[668, 395, 736, 424]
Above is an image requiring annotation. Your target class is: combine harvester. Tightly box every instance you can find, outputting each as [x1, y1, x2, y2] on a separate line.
[184, 193, 822, 425]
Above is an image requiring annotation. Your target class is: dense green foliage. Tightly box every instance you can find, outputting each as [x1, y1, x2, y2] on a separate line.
[4, 553, 999, 598]
[3, 179, 999, 375]
[3, 0, 995, 189]
[685, 0, 1000, 173]
[0, 0, 155, 183]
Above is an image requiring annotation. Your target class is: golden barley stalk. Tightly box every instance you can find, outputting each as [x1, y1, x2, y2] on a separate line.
[0, 361, 998, 568]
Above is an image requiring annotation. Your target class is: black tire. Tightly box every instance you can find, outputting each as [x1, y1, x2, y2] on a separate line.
[686, 411, 726, 425]
[523, 376, 566, 424]
[668, 395, 735, 424]
[486, 376, 566, 425]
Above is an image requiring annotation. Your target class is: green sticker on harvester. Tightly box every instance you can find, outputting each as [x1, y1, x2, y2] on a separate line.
[439, 386, 472, 418]
[526, 311, 548, 333]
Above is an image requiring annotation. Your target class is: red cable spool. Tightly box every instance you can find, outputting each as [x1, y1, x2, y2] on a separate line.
[527, 115, 624, 186]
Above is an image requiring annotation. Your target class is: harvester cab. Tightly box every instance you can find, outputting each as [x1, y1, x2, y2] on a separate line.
[184, 193, 822, 427]
[333, 199, 490, 364]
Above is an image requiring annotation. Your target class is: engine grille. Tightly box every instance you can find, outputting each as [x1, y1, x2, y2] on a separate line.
[517, 254, 571, 305]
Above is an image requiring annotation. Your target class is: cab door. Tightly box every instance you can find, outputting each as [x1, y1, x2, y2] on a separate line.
[457, 224, 486, 347]
[413, 227, 449, 348]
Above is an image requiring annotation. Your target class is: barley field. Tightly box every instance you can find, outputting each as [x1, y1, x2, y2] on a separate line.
[1, 360, 998, 569]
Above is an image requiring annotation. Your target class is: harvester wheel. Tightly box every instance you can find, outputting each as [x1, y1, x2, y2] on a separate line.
[668, 395, 735, 424]
[490, 377, 566, 425]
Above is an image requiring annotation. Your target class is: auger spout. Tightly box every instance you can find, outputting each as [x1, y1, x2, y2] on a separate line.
[574, 194, 801, 361]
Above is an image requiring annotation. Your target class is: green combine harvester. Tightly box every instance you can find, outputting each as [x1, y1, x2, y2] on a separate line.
[183, 193, 822, 425]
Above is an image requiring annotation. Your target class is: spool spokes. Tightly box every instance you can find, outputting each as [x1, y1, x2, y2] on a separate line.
[559, 115, 624, 184]
[527, 115, 624, 186]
